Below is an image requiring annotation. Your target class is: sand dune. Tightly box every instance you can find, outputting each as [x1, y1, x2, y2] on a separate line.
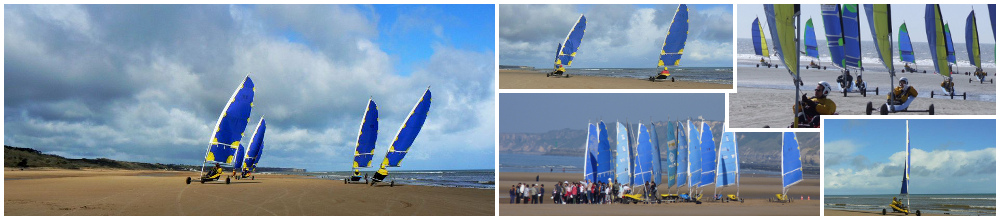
[4, 168, 493, 216]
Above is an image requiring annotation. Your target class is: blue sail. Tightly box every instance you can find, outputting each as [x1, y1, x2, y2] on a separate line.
[752, 18, 769, 57]
[842, 4, 863, 69]
[206, 76, 254, 164]
[666, 121, 677, 188]
[584, 123, 597, 183]
[926, 5, 952, 77]
[382, 88, 431, 168]
[804, 18, 819, 58]
[556, 14, 587, 66]
[675, 121, 688, 188]
[687, 120, 700, 188]
[596, 121, 614, 184]
[243, 117, 265, 172]
[716, 132, 738, 188]
[945, 24, 957, 64]
[990, 4, 995, 39]
[233, 145, 245, 172]
[615, 122, 633, 185]
[353, 99, 378, 168]
[899, 23, 916, 63]
[659, 4, 688, 67]
[650, 122, 662, 185]
[821, 4, 846, 69]
[901, 120, 910, 195]
[966, 11, 981, 69]
[632, 123, 654, 185]
[698, 122, 716, 188]
[782, 132, 803, 192]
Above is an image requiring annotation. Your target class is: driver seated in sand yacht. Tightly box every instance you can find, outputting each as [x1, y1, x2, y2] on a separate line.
[204, 163, 223, 180]
[792, 81, 836, 128]
[940, 76, 955, 93]
[889, 77, 919, 112]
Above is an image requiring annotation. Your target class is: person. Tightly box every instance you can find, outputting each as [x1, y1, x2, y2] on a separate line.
[551, 63, 565, 75]
[940, 76, 955, 94]
[523, 183, 532, 204]
[372, 163, 389, 184]
[650, 182, 658, 203]
[509, 185, 516, 204]
[889, 77, 918, 112]
[516, 183, 524, 204]
[204, 163, 223, 180]
[974, 67, 987, 81]
[792, 81, 836, 128]
[539, 184, 545, 204]
[836, 70, 854, 91]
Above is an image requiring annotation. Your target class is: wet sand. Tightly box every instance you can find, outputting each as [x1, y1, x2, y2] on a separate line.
[498, 172, 819, 216]
[500, 70, 732, 89]
[4, 168, 493, 216]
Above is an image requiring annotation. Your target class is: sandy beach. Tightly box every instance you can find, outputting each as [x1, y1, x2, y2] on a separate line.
[4, 168, 493, 216]
[824, 209, 945, 216]
[731, 66, 996, 128]
[500, 70, 733, 89]
[498, 172, 820, 216]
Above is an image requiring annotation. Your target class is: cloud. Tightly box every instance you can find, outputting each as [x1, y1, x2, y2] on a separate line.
[499, 4, 733, 67]
[4, 5, 494, 171]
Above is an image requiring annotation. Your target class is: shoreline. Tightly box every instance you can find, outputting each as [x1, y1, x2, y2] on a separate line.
[500, 69, 733, 89]
[4, 168, 494, 215]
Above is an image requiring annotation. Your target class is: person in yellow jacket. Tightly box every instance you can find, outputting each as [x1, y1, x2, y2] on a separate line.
[889, 77, 919, 112]
[205, 163, 223, 180]
[940, 76, 955, 94]
[793, 81, 836, 128]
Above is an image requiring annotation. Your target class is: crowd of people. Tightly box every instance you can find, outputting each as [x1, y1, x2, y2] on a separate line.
[509, 180, 666, 204]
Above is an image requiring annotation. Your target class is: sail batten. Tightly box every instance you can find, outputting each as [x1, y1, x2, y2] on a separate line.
[659, 4, 689, 67]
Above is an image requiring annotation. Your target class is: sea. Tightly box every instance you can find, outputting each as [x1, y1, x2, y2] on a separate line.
[825, 194, 996, 216]
[288, 169, 494, 189]
[736, 38, 996, 71]
[544, 67, 733, 84]
[499, 153, 819, 179]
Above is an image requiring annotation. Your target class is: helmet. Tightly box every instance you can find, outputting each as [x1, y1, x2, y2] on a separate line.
[817, 81, 832, 96]
[947, 76, 953, 81]
[900, 77, 909, 85]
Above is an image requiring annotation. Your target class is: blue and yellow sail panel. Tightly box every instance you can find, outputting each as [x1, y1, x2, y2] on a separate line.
[925, 4, 951, 77]
[965, 11, 981, 69]
[206, 76, 255, 164]
[716, 131, 738, 188]
[233, 144, 245, 172]
[658, 4, 688, 75]
[632, 123, 654, 185]
[584, 123, 598, 183]
[698, 122, 716, 188]
[864, 4, 894, 75]
[666, 121, 677, 188]
[615, 121, 633, 186]
[944, 24, 957, 64]
[243, 117, 265, 172]
[820, 4, 846, 69]
[687, 120, 700, 187]
[782, 132, 803, 191]
[353, 99, 379, 169]
[898, 23, 916, 64]
[596, 121, 614, 184]
[383, 88, 431, 168]
[556, 14, 586, 66]
[842, 4, 863, 69]
[752, 17, 770, 58]
[804, 18, 820, 59]
[675, 121, 688, 188]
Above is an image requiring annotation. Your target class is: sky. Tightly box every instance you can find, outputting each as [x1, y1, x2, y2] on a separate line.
[3, 4, 496, 171]
[824, 119, 996, 195]
[500, 4, 734, 68]
[737, 4, 997, 45]
[499, 93, 724, 133]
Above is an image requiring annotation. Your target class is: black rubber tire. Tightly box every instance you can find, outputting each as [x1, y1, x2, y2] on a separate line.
[186, 177, 191, 185]
[390, 181, 394, 187]
[344, 179, 347, 184]
[866, 102, 873, 115]
[756, 64, 760, 68]
[883, 209, 887, 215]
[916, 210, 921, 216]
[201, 178, 205, 184]
[862, 88, 867, 97]
[252, 176, 254, 180]
[963, 92, 967, 100]
[671, 77, 675, 82]
[929, 104, 934, 115]
[843, 89, 847, 97]
[880, 104, 889, 115]
[226, 177, 230, 184]
[875, 87, 879, 95]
